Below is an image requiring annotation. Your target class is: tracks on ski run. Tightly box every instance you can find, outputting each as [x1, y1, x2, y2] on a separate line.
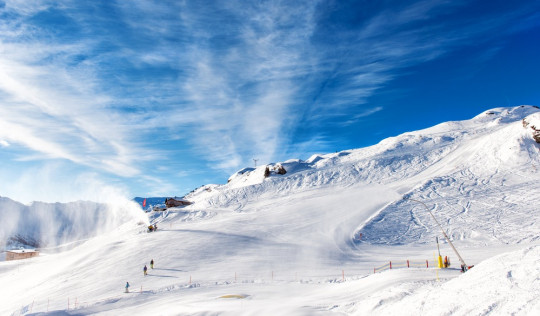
[357, 166, 539, 246]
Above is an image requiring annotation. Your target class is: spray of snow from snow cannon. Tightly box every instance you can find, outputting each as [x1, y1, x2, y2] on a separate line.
[0, 176, 148, 251]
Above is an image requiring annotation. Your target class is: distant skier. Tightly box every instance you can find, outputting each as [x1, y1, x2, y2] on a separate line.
[125, 281, 130, 293]
[154, 223, 157, 231]
[444, 256, 449, 268]
[144, 265, 148, 276]
[150, 259, 154, 269]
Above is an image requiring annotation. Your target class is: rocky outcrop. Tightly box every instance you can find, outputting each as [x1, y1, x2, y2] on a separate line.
[522, 117, 540, 143]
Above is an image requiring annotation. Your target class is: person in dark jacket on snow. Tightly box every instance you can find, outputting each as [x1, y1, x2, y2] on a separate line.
[144, 265, 148, 276]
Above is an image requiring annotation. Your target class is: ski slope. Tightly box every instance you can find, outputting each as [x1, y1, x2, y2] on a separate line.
[1, 106, 540, 315]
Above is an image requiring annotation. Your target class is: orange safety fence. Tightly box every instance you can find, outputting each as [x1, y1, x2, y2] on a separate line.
[374, 259, 434, 273]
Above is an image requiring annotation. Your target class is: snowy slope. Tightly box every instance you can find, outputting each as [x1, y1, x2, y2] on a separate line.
[1, 105, 540, 315]
[358, 107, 540, 246]
[186, 106, 540, 246]
[345, 245, 540, 315]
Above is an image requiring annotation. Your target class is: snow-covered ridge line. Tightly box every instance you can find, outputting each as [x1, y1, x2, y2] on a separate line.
[187, 106, 540, 210]
[180, 106, 540, 247]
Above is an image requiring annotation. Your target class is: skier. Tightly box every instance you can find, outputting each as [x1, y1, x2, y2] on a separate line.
[154, 223, 157, 231]
[150, 259, 154, 269]
[144, 265, 148, 276]
[444, 256, 448, 268]
[125, 281, 130, 293]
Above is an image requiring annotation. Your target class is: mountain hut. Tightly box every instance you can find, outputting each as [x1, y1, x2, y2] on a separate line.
[6, 249, 39, 261]
[165, 198, 192, 208]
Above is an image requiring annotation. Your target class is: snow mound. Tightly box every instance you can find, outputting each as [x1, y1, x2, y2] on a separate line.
[355, 245, 540, 315]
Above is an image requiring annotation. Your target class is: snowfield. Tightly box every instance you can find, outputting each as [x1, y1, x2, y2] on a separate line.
[1, 106, 539, 315]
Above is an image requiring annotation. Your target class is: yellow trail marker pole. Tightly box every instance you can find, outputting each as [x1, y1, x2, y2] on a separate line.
[436, 237, 443, 268]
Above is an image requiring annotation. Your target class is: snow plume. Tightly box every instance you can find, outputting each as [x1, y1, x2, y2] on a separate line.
[0, 196, 147, 250]
[0, 162, 148, 251]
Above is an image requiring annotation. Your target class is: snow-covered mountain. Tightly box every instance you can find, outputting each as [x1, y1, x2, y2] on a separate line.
[1, 105, 539, 315]
[186, 105, 540, 246]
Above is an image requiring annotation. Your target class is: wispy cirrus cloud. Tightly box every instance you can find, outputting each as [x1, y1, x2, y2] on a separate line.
[0, 48, 143, 176]
[167, 0, 319, 170]
[0, 2, 163, 186]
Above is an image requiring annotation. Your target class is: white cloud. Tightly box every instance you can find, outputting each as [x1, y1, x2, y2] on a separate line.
[0, 55, 145, 175]
[169, 1, 319, 172]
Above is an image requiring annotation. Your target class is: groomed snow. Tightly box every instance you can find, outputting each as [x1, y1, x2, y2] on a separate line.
[1, 106, 539, 315]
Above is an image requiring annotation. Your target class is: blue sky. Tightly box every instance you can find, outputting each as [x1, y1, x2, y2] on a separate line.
[0, 0, 539, 203]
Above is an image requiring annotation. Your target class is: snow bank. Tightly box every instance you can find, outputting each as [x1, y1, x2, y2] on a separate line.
[353, 245, 540, 315]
